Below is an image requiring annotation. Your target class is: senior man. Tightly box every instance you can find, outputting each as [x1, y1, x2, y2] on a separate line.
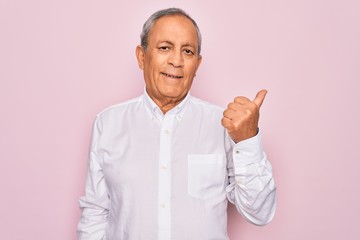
[77, 8, 276, 240]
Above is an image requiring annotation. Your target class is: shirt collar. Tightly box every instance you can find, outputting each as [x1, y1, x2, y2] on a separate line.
[143, 87, 190, 120]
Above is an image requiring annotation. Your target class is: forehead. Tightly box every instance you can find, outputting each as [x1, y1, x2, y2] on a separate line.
[148, 15, 198, 45]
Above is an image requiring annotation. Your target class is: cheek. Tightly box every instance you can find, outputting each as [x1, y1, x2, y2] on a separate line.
[151, 54, 167, 67]
[186, 65, 198, 78]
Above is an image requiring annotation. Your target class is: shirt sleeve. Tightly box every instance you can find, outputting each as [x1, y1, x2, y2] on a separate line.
[77, 117, 110, 239]
[225, 130, 276, 225]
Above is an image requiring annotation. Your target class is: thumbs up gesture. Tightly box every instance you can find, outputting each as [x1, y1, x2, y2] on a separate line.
[221, 90, 267, 143]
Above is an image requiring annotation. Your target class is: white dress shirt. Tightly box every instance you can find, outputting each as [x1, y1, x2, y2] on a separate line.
[77, 90, 276, 240]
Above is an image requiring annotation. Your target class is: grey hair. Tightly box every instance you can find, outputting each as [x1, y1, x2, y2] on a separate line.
[140, 8, 202, 55]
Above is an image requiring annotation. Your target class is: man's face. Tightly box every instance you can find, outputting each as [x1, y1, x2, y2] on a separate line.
[136, 15, 202, 109]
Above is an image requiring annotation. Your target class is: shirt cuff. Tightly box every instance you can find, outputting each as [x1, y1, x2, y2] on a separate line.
[232, 130, 265, 167]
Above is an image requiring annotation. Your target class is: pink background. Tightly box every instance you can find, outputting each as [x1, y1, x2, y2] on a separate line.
[1, 0, 359, 239]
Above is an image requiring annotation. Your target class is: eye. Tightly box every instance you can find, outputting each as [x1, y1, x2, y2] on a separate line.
[183, 49, 195, 55]
[159, 46, 170, 51]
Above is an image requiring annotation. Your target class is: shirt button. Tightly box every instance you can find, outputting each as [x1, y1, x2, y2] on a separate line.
[164, 129, 170, 134]
[161, 203, 166, 208]
[161, 164, 167, 170]
[235, 150, 240, 154]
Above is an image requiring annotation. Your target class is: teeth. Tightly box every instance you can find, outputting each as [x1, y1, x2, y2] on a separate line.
[163, 73, 182, 78]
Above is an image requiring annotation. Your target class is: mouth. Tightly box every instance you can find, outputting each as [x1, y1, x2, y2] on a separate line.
[161, 72, 183, 79]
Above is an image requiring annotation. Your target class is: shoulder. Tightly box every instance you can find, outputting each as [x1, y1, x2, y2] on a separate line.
[189, 95, 224, 113]
[187, 95, 224, 122]
[96, 95, 143, 120]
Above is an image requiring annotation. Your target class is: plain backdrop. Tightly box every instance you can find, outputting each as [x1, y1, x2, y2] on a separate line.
[1, 0, 359, 239]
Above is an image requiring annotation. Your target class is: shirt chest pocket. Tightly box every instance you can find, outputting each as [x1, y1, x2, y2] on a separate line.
[187, 154, 226, 200]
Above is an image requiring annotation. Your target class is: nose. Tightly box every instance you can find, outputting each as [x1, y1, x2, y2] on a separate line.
[168, 49, 184, 68]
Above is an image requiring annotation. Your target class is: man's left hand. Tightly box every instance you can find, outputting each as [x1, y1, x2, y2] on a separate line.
[221, 90, 267, 143]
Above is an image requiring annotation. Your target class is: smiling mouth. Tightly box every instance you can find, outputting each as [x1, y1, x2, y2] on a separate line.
[161, 72, 183, 79]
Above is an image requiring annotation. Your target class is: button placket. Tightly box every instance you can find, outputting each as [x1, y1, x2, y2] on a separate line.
[157, 113, 175, 240]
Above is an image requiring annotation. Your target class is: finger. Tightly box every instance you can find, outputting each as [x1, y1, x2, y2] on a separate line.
[221, 117, 232, 129]
[234, 96, 251, 104]
[223, 109, 236, 120]
[227, 102, 239, 111]
[253, 89, 268, 108]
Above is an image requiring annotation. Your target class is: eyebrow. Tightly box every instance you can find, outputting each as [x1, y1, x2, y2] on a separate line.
[157, 40, 174, 46]
[156, 40, 196, 49]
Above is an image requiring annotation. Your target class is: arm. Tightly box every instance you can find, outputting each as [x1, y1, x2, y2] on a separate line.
[77, 117, 109, 239]
[222, 90, 276, 225]
[225, 131, 276, 225]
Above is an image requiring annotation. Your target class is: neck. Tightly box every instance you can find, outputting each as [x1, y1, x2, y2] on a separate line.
[151, 94, 187, 114]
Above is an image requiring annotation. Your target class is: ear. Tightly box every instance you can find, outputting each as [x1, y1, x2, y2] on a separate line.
[136, 45, 145, 70]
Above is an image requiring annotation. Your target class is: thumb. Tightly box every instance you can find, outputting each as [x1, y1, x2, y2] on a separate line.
[253, 89, 268, 108]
